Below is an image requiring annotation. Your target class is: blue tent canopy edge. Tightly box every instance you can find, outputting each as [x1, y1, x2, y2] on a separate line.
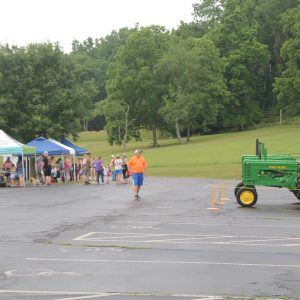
[26, 137, 71, 156]
[61, 137, 88, 155]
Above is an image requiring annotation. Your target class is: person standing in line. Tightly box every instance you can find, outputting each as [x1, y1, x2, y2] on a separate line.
[105, 163, 111, 184]
[41, 151, 51, 185]
[91, 157, 97, 183]
[3, 157, 13, 186]
[74, 159, 79, 181]
[114, 154, 123, 184]
[70, 158, 75, 182]
[110, 155, 116, 181]
[128, 149, 147, 200]
[36, 154, 44, 183]
[64, 157, 71, 182]
[84, 154, 92, 185]
[16, 156, 25, 187]
[56, 158, 64, 182]
[122, 153, 129, 184]
[78, 158, 84, 181]
[10, 164, 17, 187]
[95, 156, 104, 184]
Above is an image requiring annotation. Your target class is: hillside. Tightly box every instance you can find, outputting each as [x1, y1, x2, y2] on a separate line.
[73, 124, 300, 179]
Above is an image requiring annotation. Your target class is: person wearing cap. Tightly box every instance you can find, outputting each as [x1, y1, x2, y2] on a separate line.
[128, 149, 147, 200]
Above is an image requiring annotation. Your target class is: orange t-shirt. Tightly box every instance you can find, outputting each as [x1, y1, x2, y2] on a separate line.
[128, 156, 147, 174]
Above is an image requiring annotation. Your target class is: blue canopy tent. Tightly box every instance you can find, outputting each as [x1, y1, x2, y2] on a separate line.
[26, 137, 71, 156]
[61, 137, 89, 155]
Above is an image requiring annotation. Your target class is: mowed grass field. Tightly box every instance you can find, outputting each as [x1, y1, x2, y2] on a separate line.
[72, 124, 300, 179]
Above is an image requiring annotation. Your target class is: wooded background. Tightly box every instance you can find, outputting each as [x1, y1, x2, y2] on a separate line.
[0, 0, 299, 147]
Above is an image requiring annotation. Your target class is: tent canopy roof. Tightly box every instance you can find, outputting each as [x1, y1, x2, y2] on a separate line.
[48, 138, 75, 155]
[61, 137, 89, 155]
[26, 137, 71, 156]
[0, 130, 35, 155]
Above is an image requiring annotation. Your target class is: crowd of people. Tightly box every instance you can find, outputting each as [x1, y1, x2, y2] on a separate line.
[34, 151, 131, 186]
[1, 149, 147, 199]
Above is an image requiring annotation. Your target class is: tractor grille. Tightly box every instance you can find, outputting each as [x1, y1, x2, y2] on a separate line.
[245, 164, 251, 179]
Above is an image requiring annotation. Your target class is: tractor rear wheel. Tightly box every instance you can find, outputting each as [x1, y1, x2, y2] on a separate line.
[237, 186, 258, 208]
[234, 182, 244, 197]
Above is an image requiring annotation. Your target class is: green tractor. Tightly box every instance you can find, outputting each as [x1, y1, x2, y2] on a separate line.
[235, 139, 300, 207]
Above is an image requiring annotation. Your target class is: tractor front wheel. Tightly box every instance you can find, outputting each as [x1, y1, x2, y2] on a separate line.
[234, 182, 244, 197]
[237, 186, 258, 208]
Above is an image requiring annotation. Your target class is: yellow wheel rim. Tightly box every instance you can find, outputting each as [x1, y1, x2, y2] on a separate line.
[240, 190, 255, 205]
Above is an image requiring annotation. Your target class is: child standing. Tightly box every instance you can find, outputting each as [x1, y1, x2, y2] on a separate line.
[105, 163, 111, 184]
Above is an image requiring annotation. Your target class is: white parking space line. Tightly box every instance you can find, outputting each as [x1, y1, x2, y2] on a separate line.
[74, 232, 98, 241]
[26, 258, 300, 268]
[116, 221, 159, 224]
[222, 237, 300, 243]
[73, 232, 300, 247]
[114, 221, 300, 228]
[0, 290, 285, 299]
[0, 290, 114, 295]
[55, 294, 112, 300]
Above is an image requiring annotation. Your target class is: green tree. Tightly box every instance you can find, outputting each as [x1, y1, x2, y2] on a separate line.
[94, 99, 139, 150]
[0, 43, 95, 141]
[106, 26, 170, 147]
[193, 0, 226, 29]
[212, 0, 271, 129]
[158, 37, 228, 142]
[274, 4, 300, 115]
[174, 21, 210, 39]
[254, 0, 299, 111]
[71, 28, 138, 130]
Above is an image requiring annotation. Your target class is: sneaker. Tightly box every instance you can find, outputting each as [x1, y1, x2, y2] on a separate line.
[134, 194, 139, 200]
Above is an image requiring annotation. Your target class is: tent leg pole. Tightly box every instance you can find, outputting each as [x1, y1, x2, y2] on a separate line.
[22, 153, 25, 187]
[73, 155, 76, 182]
[35, 153, 37, 178]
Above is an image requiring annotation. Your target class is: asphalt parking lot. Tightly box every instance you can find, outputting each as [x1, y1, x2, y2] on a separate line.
[0, 177, 300, 300]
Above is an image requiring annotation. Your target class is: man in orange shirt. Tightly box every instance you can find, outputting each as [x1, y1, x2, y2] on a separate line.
[128, 149, 147, 200]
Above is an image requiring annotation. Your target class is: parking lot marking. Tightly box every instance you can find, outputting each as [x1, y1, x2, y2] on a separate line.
[114, 221, 300, 228]
[74, 232, 234, 242]
[4, 269, 81, 277]
[26, 257, 300, 268]
[0, 290, 113, 295]
[0, 290, 286, 299]
[72, 232, 300, 247]
[55, 294, 112, 300]
[74, 232, 98, 241]
[220, 237, 300, 244]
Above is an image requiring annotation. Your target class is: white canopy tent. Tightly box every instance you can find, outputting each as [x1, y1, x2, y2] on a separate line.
[0, 130, 36, 186]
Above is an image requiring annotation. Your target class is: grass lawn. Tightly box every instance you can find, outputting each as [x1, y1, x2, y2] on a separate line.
[72, 124, 300, 179]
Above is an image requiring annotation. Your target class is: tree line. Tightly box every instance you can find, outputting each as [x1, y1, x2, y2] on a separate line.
[0, 0, 299, 147]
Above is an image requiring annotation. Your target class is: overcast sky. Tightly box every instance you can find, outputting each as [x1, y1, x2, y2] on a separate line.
[1, 0, 196, 52]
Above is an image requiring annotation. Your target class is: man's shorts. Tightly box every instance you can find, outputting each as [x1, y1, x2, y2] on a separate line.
[44, 166, 52, 177]
[132, 172, 144, 186]
[115, 169, 122, 175]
